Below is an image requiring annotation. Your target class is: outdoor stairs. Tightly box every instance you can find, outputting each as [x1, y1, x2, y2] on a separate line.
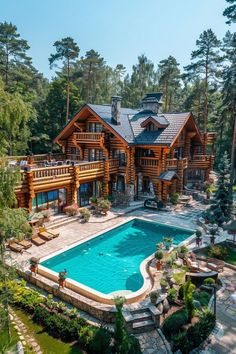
[45, 214, 79, 230]
[122, 303, 161, 334]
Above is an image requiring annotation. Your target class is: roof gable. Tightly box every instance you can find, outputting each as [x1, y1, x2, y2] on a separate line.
[140, 115, 169, 129]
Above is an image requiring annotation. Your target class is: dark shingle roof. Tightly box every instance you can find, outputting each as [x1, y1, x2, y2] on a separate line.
[88, 104, 190, 146]
[157, 171, 179, 181]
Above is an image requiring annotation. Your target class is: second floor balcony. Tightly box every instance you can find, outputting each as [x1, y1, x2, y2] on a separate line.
[73, 132, 105, 144]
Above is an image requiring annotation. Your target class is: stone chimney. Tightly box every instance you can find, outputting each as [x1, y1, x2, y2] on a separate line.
[111, 96, 121, 125]
[141, 92, 163, 114]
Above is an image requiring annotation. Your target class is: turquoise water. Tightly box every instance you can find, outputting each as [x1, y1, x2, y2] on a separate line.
[41, 219, 194, 294]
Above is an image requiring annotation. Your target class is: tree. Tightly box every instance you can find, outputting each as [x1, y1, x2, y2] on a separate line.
[223, 0, 236, 24]
[204, 152, 233, 225]
[158, 56, 181, 112]
[49, 37, 79, 122]
[220, 31, 236, 182]
[184, 29, 222, 134]
[113, 64, 126, 95]
[0, 79, 33, 155]
[183, 280, 195, 322]
[0, 22, 31, 88]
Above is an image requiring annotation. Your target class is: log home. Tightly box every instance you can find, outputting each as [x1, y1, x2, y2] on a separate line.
[15, 93, 215, 212]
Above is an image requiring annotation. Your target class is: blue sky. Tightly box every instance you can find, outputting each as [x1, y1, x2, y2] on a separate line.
[0, 0, 232, 80]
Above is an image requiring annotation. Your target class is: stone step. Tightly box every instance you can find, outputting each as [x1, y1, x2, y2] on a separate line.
[124, 311, 152, 324]
[47, 216, 79, 229]
[132, 319, 155, 333]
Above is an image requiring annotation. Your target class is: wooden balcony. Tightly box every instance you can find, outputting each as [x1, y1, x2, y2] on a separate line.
[188, 155, 213, 169]
[166, 157, 188, 170]
[136, 157, 159, 174]
[15, 159, 119, 193]
[73, 132, 104, 144]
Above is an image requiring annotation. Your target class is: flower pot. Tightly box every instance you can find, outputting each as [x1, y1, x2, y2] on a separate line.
[30, 264, 37, 274]
[156, 260, 162, 271]
[58, 279, 66, 288]
[102, 208, 109, 215]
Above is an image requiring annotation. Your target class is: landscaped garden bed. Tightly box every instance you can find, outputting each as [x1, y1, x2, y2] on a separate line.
[196, 241, 236, 266]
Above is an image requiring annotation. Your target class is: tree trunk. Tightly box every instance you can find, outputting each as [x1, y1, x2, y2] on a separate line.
[66, 57, 70, 123]
[230, 116, 236, 184]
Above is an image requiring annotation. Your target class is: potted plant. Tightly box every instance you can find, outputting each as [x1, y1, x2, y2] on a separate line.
[149, 290, 159, 304]
[42, 209, 51, 222]
[155, 250, 164, 270]
[98, 198, 111, 215]
[209, 227, 217, 245]
[195, 229, 202, 247]
[170, 192, 180, 205]
[178, 245, 188, 259]
[90, 196, 98, 207]
[58, 269, 67, 289]
[163, 236, 173, 250]
[29, 257, 40, 275]
[160, 278, 168, 293]
[79, 207, 91, 222]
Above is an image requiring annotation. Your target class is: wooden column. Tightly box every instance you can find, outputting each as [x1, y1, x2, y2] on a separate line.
[102, 159, 110, 197]
[177, 159, 184, 193]
[71, 165, 80, 204]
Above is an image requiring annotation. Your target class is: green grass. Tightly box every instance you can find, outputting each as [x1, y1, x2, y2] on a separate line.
[14, 308, 84, 354]
[0, 323, 20, 353]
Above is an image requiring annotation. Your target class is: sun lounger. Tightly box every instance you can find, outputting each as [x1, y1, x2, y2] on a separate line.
[17, 239, 32, 249]
[8, 242, 24, 253]
[46, 229, 59, 238]
[207, 258, 224, 272]
[38, 227, 54, 241]
[31, 236, 46, 246]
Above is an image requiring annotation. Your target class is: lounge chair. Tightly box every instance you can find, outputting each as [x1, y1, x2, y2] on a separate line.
[31, 235, 46, 246]
[17, 239, 32, 249]
[207, 258, 224, 272]
[38, 227, 54, 241]
[185, 257, 211, 273]
[8, 242, 24, 253]
[46, 229, 59, 238]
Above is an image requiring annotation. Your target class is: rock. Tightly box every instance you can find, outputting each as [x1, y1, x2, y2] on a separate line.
[162, 298, 170, 313]
[157, 302, 163, 313]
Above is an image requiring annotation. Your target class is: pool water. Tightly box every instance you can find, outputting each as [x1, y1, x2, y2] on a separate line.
[41, 219, 194, 294]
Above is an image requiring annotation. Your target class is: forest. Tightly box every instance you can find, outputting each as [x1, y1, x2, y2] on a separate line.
[0, 0, 235, 171]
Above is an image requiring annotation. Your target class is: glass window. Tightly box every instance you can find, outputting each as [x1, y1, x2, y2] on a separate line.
[89, 123, 103, 132]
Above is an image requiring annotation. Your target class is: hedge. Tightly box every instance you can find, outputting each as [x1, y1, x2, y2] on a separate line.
[162, 309, 188, 338]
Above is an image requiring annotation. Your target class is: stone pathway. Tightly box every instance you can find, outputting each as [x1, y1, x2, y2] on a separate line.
[135, 329, 170, 354]
[10, 307, 42, 354]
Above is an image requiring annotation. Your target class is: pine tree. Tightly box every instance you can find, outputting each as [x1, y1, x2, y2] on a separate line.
[49, 37, 80, 122]
[204, 151, 233, 225]
[184, 29, 222, 134]
[223, 0, 236, 24]
[158, 56, 181, 112]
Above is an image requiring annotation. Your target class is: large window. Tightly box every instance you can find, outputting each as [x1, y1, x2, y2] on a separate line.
[113, 149, 126, 166]
[32, 189, 66, 213]
[78, 181, 101, 206]
[89, 149, 103, 161]
[89, 123, 103, 133]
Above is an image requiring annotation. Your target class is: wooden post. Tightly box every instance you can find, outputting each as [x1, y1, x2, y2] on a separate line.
[26, 170, 35, 212]
[102, 159, 110, 197]
[177, 159, 184, 193]
[72, 165, 80, 204]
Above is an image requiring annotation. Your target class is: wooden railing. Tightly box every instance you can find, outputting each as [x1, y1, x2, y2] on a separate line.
[166, 158, 178, 169]
[32, 165, 71, 179]
[188, 155, 213, 169]
[73, 132, 104, 143]
[79, 160, 104, 172]
[139, 157, 159, 167]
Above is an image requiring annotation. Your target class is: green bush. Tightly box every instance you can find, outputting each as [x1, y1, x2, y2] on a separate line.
[88, 327, 112, 354]
[203, 278, 215, 286]
[208, 245, 228, 259]
[178, 284, 185, 300]
[78, 325, 96, 348]
[167, 288, 177, 302]
[118, 333, 142, 354]
[171, 332, 190, 354]
[170, 192, 180, 205]
[162, 309, 188, 338]
[193, 291, 210, 307]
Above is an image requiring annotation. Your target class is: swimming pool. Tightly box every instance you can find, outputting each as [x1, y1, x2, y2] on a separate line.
[40, 218, 194, 299]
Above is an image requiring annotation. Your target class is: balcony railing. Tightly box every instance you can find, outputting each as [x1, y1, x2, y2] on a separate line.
[73, 132, 104, 143]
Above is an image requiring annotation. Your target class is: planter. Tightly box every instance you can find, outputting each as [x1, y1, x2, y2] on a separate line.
[156, 260, 163, 271]
[102, 208, 109, 215]
[58, 278, 66, 288]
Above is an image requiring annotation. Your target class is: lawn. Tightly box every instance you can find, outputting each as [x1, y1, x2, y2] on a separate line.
[14, 308, 84, 354]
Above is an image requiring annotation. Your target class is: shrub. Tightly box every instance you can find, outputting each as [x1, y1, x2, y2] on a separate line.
[90, 196, 98, 204]
[170, 192, 180, 205]
[98, 198, 111, 210]
[171, 332, 190, 354]
[193, 291, 210, 307]
[162, 309, 188, 338]
[118, 333, 142, 354]
[79, 207, 91, 222]
[167, 288, 177, 303]
[149, 290, 158, 303]
[208, 245, 228, 259]
[179, 245, 188, 254]
[155, 250, 163, 260]
[78, 325, 96, 348]
[203, 278, 215, 286]
[64, 203, 79, 216]
[183, 280, 196, 322]
[88, 327, 112, 354]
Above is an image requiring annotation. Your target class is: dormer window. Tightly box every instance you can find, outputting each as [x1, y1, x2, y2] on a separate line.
[146, 122, 157, 131]
[141, 115, 169, 131]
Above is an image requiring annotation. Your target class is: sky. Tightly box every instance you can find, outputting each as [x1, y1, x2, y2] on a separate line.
[0, 0, 233, 80]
